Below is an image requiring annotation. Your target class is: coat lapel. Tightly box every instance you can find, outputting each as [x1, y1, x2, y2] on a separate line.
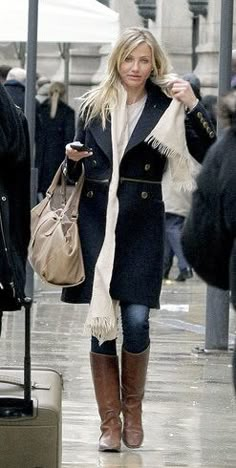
[89, 118, 112, 162]
[88, 84, 171, 161]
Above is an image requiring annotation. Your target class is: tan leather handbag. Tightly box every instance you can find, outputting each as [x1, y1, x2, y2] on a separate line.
[29, 163, 85, 287]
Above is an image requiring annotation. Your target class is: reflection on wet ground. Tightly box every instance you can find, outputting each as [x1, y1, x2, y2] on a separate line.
[0, 275, 236, 467]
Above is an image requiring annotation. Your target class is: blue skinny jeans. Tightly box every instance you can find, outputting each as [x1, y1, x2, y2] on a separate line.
[164, 213, 191, 272]
[91, 302, 150, 355]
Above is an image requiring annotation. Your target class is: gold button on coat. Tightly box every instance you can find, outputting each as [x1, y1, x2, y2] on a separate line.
[141, 191, 148, 199]
[144, 163, 151, 171]
[86, 191, 94, 198]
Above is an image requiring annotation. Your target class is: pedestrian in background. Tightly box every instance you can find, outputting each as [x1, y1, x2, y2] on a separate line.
[62, 27, 215, 452]
[4, 67, 27, 110]
[4, 66, 41, 143]
[0, 83, 31, 335]
[35, 81, 75, 197]
[162, 73, 202, 281]
[162, 176, 195, 281]
[182, 90, 236, 392]
[36, 75, 51, 104]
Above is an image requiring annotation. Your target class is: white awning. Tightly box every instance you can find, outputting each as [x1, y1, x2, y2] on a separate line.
[0, 0, 119, 43]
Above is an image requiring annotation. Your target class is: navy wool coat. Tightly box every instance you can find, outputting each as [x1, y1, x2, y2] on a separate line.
[62, 81, 216, 308]
[35, 99, 75, 194]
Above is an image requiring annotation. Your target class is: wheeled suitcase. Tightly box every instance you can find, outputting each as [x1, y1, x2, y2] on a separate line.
[0, 298, 63, 468]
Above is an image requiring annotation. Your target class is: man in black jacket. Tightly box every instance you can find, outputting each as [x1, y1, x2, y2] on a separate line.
[0, 83, 31, 335]
[182, 90, 236, 392]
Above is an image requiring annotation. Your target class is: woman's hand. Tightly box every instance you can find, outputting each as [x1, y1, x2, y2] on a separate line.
[65, 142, 93, 162]
[169, 78, 199, 110]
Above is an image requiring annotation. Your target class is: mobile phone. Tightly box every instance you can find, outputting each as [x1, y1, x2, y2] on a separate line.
[70, 142, 92, 152]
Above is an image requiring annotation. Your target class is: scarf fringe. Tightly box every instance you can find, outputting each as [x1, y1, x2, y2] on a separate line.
[83, 316, 117, 343]
[145, 135, 196, 191]
[145, 135, 180, 160]
[173, 178, 197, 192]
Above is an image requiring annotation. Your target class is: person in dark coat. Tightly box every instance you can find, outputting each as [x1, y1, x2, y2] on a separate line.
[0, 82, 31, 335]
[4, 67, 27, 111]
[162, 72, 202, 282]
[62, 27, 216, 452]
[4, 66, 41, 145]
[182, 90, 236, 392]
[35, 81, 75, 196]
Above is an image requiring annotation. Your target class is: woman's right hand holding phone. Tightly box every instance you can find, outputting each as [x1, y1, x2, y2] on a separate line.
[65, 141, 93, 162]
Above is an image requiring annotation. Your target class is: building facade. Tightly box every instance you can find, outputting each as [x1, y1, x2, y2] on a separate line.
[0, 0, 236, 106]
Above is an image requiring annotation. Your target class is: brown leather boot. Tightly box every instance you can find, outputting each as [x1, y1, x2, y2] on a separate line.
[121, 346, 150, 448]
[90, 352, 122, 452]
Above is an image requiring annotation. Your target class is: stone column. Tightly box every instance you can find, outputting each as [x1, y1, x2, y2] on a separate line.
[34, 41, 113, 109]
[36, 43, 62, 80]
[194, 0, 236, 95]
[111, 0, 142, 30]
[135, 0, 156, 27]
[97, 0, 110, 5]
[150, 0, 192, 75]
[68, 43, 112, 108]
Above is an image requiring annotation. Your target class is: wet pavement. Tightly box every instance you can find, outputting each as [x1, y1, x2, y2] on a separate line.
[0, 274, 236, 467]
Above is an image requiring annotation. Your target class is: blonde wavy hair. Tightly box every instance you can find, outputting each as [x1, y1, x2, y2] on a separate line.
[80, 27, 176, 129]
[49, 81, 65, 119]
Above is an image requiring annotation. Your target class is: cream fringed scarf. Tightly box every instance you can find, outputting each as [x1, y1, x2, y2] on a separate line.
[84, 87, 199, 343]
[145, 98, 201, 190]
[84, 84, 129, 343]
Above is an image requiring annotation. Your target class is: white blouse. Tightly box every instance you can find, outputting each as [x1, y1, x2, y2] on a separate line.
[127, 94, 147, 139]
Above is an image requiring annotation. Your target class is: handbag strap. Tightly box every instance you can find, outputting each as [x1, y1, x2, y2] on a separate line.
[63, 166, 85, 218]
[59, 171, 67, 207]
[45, 164, 64, 197]
[44, 162, 84, 218]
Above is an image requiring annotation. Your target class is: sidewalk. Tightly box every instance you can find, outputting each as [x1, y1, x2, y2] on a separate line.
[0, 274, 236, 467]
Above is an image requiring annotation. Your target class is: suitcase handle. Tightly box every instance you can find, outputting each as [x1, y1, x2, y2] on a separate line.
[0, 376, 51, 391]
[0, 297, 34, 418]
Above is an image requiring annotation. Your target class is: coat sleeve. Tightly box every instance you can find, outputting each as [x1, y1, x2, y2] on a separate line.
[16, 109, 31, 256]
[62, 115, 85, 183]
[230, 241, 236, 308]
[182, 141, 233, 290]
[0, 83, 28, 168]
[185, 101, 216, 163]
[0, 103, 31, 304]
[64, 107, 75, 145]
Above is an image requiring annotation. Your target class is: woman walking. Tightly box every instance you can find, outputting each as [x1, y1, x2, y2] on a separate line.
[62, 27, 216, 451]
